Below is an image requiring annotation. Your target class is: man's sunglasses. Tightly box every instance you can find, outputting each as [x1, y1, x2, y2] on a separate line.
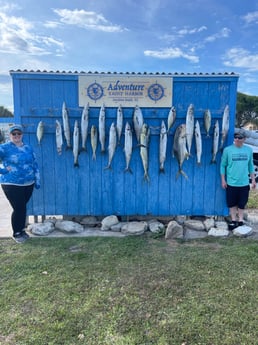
[234, 136, 244, 140]
[11, 132, 22, 136]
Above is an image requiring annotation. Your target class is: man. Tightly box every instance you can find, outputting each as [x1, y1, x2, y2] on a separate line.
[220, 130, 256, 230]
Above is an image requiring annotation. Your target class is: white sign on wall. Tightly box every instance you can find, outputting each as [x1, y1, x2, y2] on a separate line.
[78, 74, 173, 107]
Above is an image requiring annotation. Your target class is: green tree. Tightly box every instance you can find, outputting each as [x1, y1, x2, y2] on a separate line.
[236, 92, 258, 128]
[0, 106, 13, 117]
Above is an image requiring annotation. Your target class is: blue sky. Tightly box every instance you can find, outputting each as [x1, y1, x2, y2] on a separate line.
[1, 0, 258, 111]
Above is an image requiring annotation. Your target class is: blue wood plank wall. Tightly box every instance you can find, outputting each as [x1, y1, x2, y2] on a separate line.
[10, 71, 239, 216]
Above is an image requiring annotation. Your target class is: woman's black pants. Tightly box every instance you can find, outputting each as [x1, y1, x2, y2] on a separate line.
[1, 184, 34, 236]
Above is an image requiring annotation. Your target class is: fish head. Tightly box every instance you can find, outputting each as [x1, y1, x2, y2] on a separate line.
[125, 122, 131, 131]
[141, 123, 148, 134]
[179, 123, 186, 134]
[161, 120, 166, 132]
[91, 125, 97, 134]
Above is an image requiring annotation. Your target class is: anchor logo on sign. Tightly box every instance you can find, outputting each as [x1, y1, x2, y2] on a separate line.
[148, 83, 164, 102]
[87, 82, 104, 101]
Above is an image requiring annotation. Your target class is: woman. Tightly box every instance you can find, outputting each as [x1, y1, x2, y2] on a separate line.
[0, 124, 40, 243]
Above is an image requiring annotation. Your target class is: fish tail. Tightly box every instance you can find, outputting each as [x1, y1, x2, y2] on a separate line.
[143, 172, 150, 182]
[159, 167, 165, 174]
[185, 152, 191, 160]
[104, 165, 112, 170]
[80, 147, 87, 153]
[210, 159, 216, 164]
[176, 169, 188, 180]
[66, 145, 72, 151]
[74, 162, 79, 168]
[124, 167, 133, 174]
[92, 153, 96, 160]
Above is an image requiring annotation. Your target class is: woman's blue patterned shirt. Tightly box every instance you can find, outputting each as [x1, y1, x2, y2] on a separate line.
[0, 141, 40, 186]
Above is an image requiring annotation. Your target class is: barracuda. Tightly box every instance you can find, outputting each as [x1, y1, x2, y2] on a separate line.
[173, 124, 188, 180]
[80, 102, 89, 152]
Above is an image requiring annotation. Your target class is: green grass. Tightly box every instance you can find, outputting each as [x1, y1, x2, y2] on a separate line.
[247, 188, 258, 208]
[0, 236, 258, 345]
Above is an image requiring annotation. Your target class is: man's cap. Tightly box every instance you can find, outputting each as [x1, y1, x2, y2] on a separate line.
[234, 129, 246, 138]
[9, 124, 23, 133]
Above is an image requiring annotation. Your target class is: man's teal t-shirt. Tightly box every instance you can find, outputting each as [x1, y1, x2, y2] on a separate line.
[220, 144, 254, 186]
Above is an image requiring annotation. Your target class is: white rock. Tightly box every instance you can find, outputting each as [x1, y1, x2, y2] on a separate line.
[111, 222, 126, 232]
[165, 220, 183, 239]
[55, 220, 84, 233]
[215, 221, 229, 230]
[184, 229, 208, 240]
[233, 225, 253, 237]
[28, 221, 55, 236]
[204, 218, 215, 231]
[184, 219, 205, 231]
[80, 216, 99, 227]
[101, 215, 119, 231]
[148, 220, 165, 233]
[208, 227, 229, 237]
[175, 215, 187, 224]
[121, 221, 148, 236]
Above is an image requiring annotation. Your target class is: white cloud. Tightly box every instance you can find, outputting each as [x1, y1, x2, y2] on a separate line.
[223, 48, 258, 71]
[242, 11, 258, 24]
[44, 21, 62, 29]
[178, 26, 207, 36]
[204, 27, 231, 42]
[53, 8, 127, 33]
[144, 47, 199, 63]
[0, 12, 64, 55]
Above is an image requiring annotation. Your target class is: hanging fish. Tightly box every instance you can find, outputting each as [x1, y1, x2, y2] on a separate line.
[55, 120, 63, 155]
[159, 120, 167, 173]
[36, 121, 44, 144]
[116, 105, 123, 145]
[81, 102, 89, 152]
[204, 109, 211, 137]
[124, 122, 133, 174]
[173, 124, 188, 180]
[133, 105, 143, 143]
[98, 104, 106, 153]
[90, 125, 98, 160]
[105, 123, 117, 170]
[62, 101, 72, 149]
[220, 105, 229, 151]
[140, 123, 150, 182]
[73, 120, 79, 167]
[211, 120, 220, 164]
[167, 106, 176, 132]
[194, 120, 202, 165]
[186, 104, 194, 156]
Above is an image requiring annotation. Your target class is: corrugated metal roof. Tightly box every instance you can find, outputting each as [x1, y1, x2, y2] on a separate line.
[9, 69, 238, 76]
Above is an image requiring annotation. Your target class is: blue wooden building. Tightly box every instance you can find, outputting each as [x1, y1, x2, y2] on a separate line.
[10, 70, 239, 217]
